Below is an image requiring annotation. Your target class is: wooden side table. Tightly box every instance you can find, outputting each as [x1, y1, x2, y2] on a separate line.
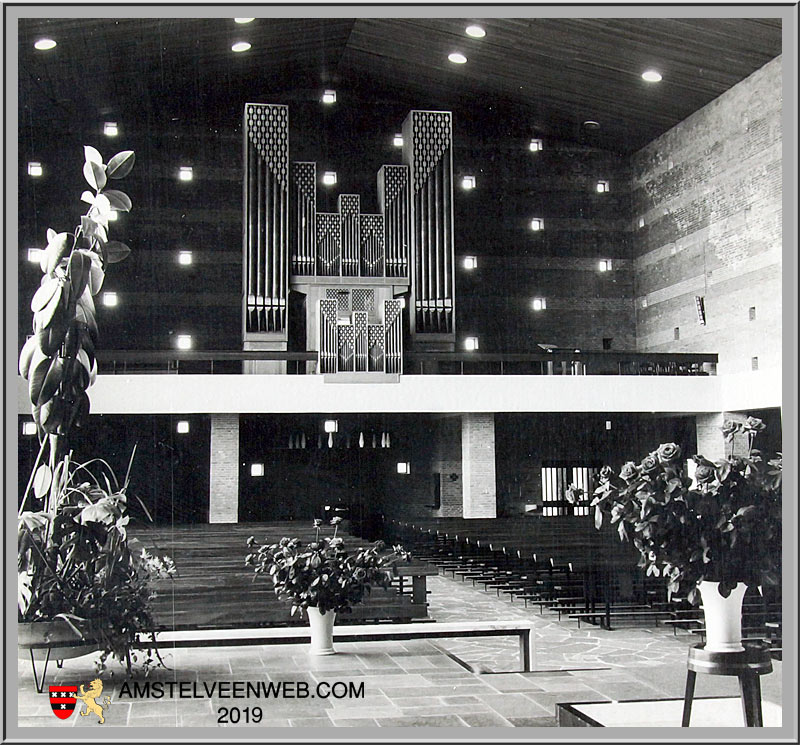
[682, 643, 773, 727]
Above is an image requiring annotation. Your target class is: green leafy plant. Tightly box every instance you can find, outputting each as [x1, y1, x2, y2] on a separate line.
[591, 418, 781, 604]
[17, 147, 174, 674]
[245, 518, 410, 616]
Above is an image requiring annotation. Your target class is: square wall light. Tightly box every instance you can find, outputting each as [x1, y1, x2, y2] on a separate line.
[178, 166, 193, 182]
[529, 139, 543, 152]
[27, 248, 42, 263]
[176, 420, 190, 434]
[322, 171, 337, 186]
[397, 462, 411, 475]
[28, 162, 43, 177]
[104, 122, 118, 136]
[176, 334, 193, 350]
[531, 297, 547, 311]
[461, 175, 476, 190]
[463, 255, 477, 270]
[22, 421, 37, 436]
[102, 291, 118, 307]
[464, 336, 479, 351]
[598, 259, 612, 272]
[530, 218, 544, 231]
[596, 180, 610, 193]
[251, 463, 265, 477]
[178, 251, 193, 265]
[393, 133, 403, 147]
[323, 419, 338, 433]
[322, 89, 337, 104]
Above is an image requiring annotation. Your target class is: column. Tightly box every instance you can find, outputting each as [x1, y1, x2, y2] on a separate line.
[210, 413, 239, 523]
[695, 411, 748, 461]
[462, 413, 497, 518]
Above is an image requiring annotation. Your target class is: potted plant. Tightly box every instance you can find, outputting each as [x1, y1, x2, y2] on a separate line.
[590, 418, 781, 653]
[245, 517, 409, 655]
[17, 146, 174, 684]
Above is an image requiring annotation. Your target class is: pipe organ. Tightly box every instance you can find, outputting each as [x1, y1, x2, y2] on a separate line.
[243, 104, 456, 374]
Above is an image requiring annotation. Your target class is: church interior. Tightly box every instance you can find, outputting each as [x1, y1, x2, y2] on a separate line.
[12, 10, 793, 736]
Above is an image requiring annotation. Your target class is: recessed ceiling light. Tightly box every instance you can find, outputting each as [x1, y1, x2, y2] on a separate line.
[465, 25, 486, 38]
[34, 38, 56, 50]
[234, 18, 255, 24]
[231, 41, 251, 53]
[583, 120, 600, 130]
[448, 52, 467, 64]
[322, 89, 337, 104]
[642, 69, 663, 83]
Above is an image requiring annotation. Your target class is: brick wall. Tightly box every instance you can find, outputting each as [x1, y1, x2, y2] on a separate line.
[462, 413, 497, 518]
[209, 413, 240, 523]
[432, 416, 463, 517]
[631, 57, 782, 375]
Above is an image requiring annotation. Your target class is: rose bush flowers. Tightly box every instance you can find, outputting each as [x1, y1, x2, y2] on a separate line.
[245, 518, 410, 617]
[591, 418, 781, 604]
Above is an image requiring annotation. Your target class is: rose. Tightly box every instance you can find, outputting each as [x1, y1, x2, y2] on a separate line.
[640, 453, 660, 475]
[721, 420, 740, 440]
[745, 416, 765, 432]
[599, 465, 615, 483]
[619, 461, 640, 482]
[330, 516, 343, 525]
[656, 442, 682, 463]
[313, 518, 323, 528]
[694, 464, 717, 485]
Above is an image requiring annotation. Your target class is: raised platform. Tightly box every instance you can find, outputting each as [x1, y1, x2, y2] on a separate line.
[557, 697, 782, 727]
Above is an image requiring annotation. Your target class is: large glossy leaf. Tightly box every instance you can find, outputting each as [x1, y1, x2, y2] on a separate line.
[36, 313, 68, 356]
[83, 159, 107, 191]
[75, 303, 99, 342]
[78, 285, 96, 318]
[84, 145, 103, 165]
[33, 283, 64, 331]
[32, 464, 53, 500]
[41, 396, 66, 434]
[106, 150, 135, 179]
[18, 335, 39, 379]
[68, 250, 92, 301]
[30, 277, 59, 313]
[104, 189, 132, 212]
[37, 356, 64, 406]
[80, 190, 95, 205]
[43, 231, 73, 276]
[71, 391, 91, 429]
[105, 240, 131, 264]
[28, 350, 52, 405]
[88, 253, 105, 295]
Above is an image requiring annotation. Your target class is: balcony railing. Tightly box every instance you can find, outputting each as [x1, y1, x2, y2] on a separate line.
[93, 350, 718, 376]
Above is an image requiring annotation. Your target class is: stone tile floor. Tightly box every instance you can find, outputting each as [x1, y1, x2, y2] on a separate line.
[15, 573, 783, 732]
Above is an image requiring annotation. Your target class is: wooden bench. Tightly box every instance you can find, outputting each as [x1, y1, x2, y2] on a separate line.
[136, 620, 537, 672]
[569, 608, 673, 629]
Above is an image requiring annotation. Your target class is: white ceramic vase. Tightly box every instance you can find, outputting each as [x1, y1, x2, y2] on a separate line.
[698, 580, 747, 653]
[306, 607, 336, 655]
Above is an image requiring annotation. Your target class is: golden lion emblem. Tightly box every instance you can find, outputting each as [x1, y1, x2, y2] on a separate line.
[75, 678, 111, 724]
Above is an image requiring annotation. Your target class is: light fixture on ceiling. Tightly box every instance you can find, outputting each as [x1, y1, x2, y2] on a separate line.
[393, 133, 403, 147]
[104, 121, 118, 137]
[178, 250, 193, 265]
[178, 166, 193, 181]
[234, 18, 255, 24]
[34, 38, 56, 50]
[322, 89, 337, 104]
[27, 162, 43, 177]
[176, 334, 193, 350]
[448, 52, 467, 64]
[465, 25, 486, 38]
[102, 291, 118, 307]
[642, 69, 663, 83]
[176, 420, 190, 434]
[322, 171, 337, 186]
[231, 41, 252, 53]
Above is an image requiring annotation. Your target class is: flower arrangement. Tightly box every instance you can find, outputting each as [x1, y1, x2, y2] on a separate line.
[17, 147, 174, 674]
[591, 418, 781, 604]
[245, 517, 410, 617]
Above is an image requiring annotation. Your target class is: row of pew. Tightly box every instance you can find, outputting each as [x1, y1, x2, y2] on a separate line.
[385, 517, 781, 656]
